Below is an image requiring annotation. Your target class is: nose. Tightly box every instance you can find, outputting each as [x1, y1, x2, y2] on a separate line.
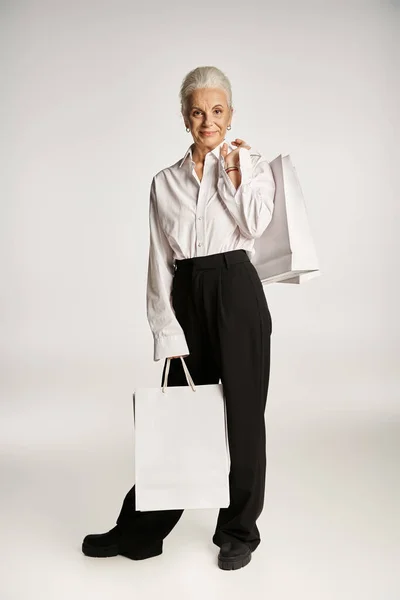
[203, 113, 214, 126]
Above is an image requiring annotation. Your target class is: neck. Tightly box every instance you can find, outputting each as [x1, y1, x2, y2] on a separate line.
[191, 145, 207, 165]
[192, 140, 224, 165]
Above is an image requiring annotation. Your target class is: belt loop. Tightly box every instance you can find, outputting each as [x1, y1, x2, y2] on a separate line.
[223, 253, 229, 269]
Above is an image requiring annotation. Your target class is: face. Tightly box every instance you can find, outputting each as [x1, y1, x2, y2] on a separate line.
[184, 88, 233, 153]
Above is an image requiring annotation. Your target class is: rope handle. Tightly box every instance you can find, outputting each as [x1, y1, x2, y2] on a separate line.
[162, 356, 197, 393]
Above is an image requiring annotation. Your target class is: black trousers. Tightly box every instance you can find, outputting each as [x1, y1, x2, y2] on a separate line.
[116, 249, 272, 552]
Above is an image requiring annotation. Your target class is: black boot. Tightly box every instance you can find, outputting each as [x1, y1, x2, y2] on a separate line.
[82, 525, 163, 560]
[217, 541, 252, 570]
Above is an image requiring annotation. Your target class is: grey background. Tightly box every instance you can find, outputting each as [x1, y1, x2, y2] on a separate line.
[1, 0, 399, 598]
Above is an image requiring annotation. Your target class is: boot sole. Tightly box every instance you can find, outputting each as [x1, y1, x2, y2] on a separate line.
[82, 540, 163, 560]
[82, 542, 119, 557]
[218, 548, 252, 570]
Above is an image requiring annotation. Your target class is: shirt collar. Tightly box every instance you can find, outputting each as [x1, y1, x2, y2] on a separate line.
[179, 138, 232, 168]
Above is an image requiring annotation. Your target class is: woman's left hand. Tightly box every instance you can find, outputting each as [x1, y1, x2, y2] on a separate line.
[220, 138, 251, 168]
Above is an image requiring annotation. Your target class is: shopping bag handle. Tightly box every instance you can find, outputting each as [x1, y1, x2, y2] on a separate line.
[162, 357, 196, 393]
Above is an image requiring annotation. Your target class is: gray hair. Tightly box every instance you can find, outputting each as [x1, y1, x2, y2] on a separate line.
[179, 66, 233, 117]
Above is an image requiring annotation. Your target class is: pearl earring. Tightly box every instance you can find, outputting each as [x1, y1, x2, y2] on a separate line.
[227, 124, 231, 130]
[186, 127, 190, 132]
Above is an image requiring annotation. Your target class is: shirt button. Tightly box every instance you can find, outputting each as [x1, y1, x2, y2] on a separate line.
[198, 216, 202, 220]
[198, 242, 202, 247]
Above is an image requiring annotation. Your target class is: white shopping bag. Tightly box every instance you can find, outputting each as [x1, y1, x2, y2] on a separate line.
[133, 357, 231, 511]
[252, 154, 320, 285]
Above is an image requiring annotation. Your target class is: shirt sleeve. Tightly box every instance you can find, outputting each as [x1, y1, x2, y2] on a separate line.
[146, 176, 190, 362]
[217, 146, 275, 239]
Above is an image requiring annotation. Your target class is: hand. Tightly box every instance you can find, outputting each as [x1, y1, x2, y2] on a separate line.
[220, 138, 251, 169]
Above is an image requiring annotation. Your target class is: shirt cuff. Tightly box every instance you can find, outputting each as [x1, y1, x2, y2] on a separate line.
[153, 332, 190, 362]
[219, 146, 253, 197]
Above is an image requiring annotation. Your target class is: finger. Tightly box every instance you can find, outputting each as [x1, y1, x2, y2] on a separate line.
[233, 139, 251, 150]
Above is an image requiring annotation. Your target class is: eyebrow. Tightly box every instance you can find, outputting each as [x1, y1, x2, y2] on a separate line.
[191, 104, 224, 110]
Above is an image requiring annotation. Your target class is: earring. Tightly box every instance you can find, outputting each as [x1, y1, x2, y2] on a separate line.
[227, 124, 231, 130]
[186, 127, 190, 132]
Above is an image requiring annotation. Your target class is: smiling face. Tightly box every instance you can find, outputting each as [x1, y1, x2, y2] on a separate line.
[184, 87, 233, 153]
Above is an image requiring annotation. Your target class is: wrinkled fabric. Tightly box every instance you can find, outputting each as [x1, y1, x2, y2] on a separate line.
[117, 249, 272, 553]
[146, 139, 275, 362]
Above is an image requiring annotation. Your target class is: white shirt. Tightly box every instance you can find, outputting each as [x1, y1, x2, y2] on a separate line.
[146, 138, 276, 362]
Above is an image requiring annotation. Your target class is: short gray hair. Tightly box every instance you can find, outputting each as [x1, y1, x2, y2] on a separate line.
[179, 66, 233, 117]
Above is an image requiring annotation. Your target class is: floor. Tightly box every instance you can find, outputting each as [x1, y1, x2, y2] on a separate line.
[1, 346, 398, 600]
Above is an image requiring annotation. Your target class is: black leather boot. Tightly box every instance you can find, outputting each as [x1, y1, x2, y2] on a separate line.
[82, 525, 163, 560]
[217, 541, 252, 570]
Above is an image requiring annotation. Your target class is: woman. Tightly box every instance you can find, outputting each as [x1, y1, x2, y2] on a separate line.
[82, 66, 275, 571]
